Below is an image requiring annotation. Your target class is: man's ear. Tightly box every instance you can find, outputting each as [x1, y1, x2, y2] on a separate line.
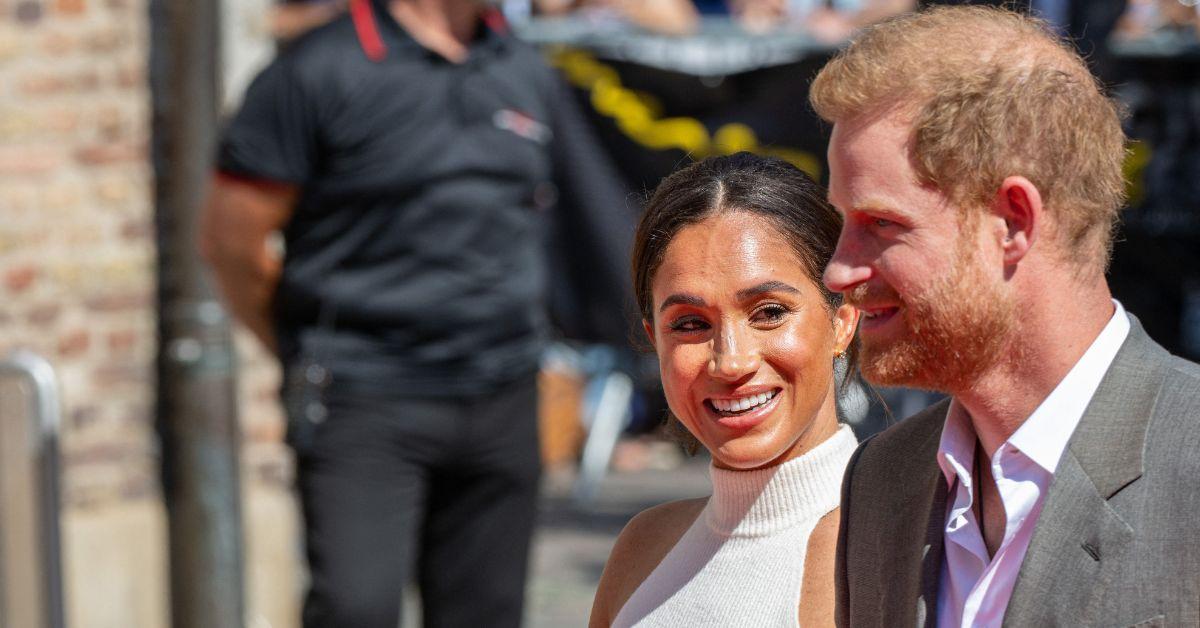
[993, 176, 1041, 266]
[832, 303, 858, 355]
[642, 319, 656, 350]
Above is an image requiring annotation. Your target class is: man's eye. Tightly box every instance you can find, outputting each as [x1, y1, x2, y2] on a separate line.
[873, 218, 896, 228]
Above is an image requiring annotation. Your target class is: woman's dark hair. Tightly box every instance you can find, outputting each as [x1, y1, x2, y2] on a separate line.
[633, 152, 846, 329]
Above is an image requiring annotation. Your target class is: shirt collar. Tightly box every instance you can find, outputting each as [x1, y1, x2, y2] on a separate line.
[937, 399, 976, 487]
[1009, 299, 1129, 472]
[368, 0, 510, 59]
[936, 300, 1131, 483]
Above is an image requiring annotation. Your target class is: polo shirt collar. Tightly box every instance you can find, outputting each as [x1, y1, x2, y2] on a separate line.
[366, 0, 510, 59]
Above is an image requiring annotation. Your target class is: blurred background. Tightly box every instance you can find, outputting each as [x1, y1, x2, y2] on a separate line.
[0, 0, 1197, 626]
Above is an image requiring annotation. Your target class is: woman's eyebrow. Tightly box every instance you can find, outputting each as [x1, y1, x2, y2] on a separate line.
[658, 293, 706, 313]
[736, 281, 800, 301]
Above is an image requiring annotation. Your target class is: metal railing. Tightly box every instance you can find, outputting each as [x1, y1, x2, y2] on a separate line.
[0, 349, 65, 628]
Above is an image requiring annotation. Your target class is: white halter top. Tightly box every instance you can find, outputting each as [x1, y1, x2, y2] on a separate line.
[612, 425, 858, 627]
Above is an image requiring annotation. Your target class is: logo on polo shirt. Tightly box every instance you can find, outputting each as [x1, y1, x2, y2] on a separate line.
[493, 109, 552, 145]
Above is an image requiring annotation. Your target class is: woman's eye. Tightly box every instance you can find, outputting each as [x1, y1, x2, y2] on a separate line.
[668, 317, 708, 333]
[752, 304, 789, 324]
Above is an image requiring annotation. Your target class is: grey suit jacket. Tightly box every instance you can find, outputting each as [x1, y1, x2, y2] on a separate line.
[836, 317, 1200, 627]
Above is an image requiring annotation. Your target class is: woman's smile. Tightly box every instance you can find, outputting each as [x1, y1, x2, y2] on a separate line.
[705, 387, 783, 429]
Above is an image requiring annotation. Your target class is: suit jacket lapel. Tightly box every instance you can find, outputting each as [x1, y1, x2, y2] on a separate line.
[1003, 318, 1168, 626]
[1001, 451, 1134, 626]
[918, 475, 948, 628]
[883, 453, 947, 627]
[876, 398, 950, 628]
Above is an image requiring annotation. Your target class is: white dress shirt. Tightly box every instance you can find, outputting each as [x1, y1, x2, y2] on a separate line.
[936, 301, 1131, 628]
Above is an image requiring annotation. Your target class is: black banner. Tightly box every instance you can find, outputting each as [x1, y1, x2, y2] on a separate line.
[548, 45, 831, 194]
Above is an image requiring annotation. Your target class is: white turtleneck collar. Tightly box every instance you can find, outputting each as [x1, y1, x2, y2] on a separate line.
[612, 423, 860, 627]
[707, 424, 859, 537]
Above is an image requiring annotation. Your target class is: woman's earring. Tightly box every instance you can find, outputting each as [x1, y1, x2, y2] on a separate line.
[833, 350, 849, 385]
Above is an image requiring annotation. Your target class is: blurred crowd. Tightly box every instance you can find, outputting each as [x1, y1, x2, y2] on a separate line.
[268, 0, 1200, 42]
[268, 0, 922, 39]
[1116, 0, 1200, 39]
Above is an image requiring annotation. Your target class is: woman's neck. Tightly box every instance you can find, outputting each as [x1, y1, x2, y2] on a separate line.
[706, 424, 856, 537]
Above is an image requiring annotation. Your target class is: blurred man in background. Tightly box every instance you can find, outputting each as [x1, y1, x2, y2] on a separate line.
[200, 0, 585, 626]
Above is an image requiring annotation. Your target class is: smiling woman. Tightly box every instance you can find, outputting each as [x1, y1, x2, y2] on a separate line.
[588, 153, 861, 628]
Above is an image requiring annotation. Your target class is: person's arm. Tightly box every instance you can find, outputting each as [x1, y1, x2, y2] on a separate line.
[609, 0, 699, 36]
[589, 517, 652, 628]
[588, 524, 633, 628]
[589, 498, 707, 627]
[729, 0, 789, 33]
[805, 0, 914, 43]
[534, 0, 579, 16]
[198, 174, 298, 353]
[269, 0, 347, 41]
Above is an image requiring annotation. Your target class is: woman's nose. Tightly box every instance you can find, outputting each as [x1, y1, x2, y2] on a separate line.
[707, 328, 760, 381]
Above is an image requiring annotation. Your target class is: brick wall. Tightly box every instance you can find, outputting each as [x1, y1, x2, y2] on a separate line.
[0, 0, 303, 626]
[0, 0, 166, 623]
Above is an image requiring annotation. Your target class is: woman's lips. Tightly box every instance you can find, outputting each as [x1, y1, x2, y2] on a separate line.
[704, 388, 782, 430]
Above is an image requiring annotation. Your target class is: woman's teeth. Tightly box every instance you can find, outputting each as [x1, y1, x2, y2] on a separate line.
[711, 390, 776, 414]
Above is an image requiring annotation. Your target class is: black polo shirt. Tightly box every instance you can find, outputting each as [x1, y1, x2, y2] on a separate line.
[218, 1, 560, 395]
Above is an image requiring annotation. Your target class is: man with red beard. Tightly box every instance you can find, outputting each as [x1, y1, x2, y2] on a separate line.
[810, 6, 1200, 627]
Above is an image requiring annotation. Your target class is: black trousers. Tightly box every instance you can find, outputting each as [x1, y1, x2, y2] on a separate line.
[285, 371, 541, 628]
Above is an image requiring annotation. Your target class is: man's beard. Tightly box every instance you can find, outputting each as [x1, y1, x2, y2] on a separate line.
[849, 234, 1017, 393]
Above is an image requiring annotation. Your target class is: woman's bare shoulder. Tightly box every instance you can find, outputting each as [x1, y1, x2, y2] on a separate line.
[618, 497, 708, 553]
[588, 497, 708, 628]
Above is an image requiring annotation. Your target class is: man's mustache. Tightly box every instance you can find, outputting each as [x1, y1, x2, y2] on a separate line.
[843, 283, 901, 308]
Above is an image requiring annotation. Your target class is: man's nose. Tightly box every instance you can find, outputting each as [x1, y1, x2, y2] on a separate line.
[707, 326, 760, 381]
[823, 236, 872, 293]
